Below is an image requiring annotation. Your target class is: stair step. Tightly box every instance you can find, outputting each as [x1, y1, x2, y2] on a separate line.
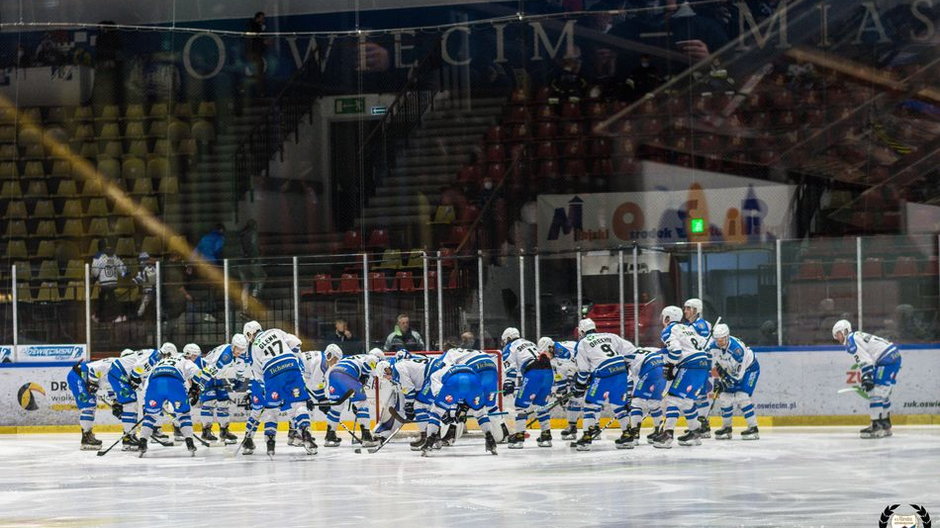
[390, 164, 463, 176]
[397, 154, 471, 168]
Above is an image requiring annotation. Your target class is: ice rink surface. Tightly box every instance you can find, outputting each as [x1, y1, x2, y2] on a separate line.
[0, 426, 937, 528]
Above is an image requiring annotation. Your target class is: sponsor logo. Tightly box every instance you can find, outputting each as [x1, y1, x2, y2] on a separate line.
[529, 394, 536, 401]
[271, 391, 280, 400]
[17, 382, 46, 411]
[879, 504, 931, 528]
[445, 395, 454, 403]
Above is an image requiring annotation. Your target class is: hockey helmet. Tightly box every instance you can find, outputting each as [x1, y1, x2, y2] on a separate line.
[661, 306, 683, 326]
[712, 323, 730, 340]
[536, 336, 554, 355]
[231, 333, 249, 354]
[501, 327, 520, 345]
[243, 320, 262, 340]
[120, 348, 136, 358]
[578, 318, 596, 336]
[182, 343, 201, 360]
[683, 298, 703, 316]
[369, 348, 386, 363]
[324, 343, 344, 362]
[159, 342, 178, 357]
[832, 319, 852, 341]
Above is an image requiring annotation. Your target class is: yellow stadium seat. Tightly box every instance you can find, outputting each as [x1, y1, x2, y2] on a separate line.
[150, 103, 168, 119]
[0, 161, 19, 179]
[36, 240, 56, 258]
[140, 236, 162, 255]
[139, 196, 159, 214]
[12, 261, 31, 280]
[158, 177, 179, 194]
[5, 240, 28, 260]
[64, 260, 85, 280]
[125, 104, 146, 120]
[32, 220, 57, 238]
[98, 122, 120, 140]
[167, 120, 191, 142]
[17, 127, 42, 145]
[36, 282, 61, 302]
[147, 157, 169, 179]
[25, 180, 48, 197]
[113, 217, 135, 236]
[173, 103, 193, 119]
[83, 238, 101, 257]
[61, 219, 85, 238]
[125, 121, 146, 138]
[32, 200, 55, 218]
[79, 142, 99, 158]
[36, 260, 60, 281]
[99, 105, 120, 120]
[96, 158, 120, 180]
[87, 218, 109, 237]
[152, 139, 170, 157]
[115, 237, 137, 257]
[192, 120, 216, 144]
[4, 201, 27, 219]
[59, 199, 82, 218]
[196, 101, 217, 118]
[122, 157, 146, 179]
[129, 177, 153, 195]
[0, 180, 21, 199]
[22, 143, 45, 160]
[73, 123, 95, 142]
[127, 140, 149, 158]
[0, 126, 15, 141]
[4, 220, 27, 238]
[23, 161, 45, 179]
[101, 140, 123, 158]
[81, 179, 105, 197]
[148, 120, 168, 138]
[0, 144, 16, 160]
[51, 160, 71, 177]
[73, 106, 94, 121]
[16, 284, 34, 303]
[55, 180, 79, 198]
[0, 107, 16, 124]
[46, 106, 67, 123]
[62, 281, 85, 301]
[85, 198, 110, 217]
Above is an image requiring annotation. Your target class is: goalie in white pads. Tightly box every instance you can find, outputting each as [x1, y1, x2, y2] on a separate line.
[501, 328, 555, 448]
[571, 318, 636, 451]
[832, 320, 901, 439]
[708, 324, 760, 440]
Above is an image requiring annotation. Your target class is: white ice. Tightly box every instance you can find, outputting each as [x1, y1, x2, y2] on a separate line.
[0, 426, 937, 528]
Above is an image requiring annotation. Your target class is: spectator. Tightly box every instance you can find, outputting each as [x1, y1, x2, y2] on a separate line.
[194, 223, 226, 266]
[90, 242, 127, 323]
[245, 11, 269, 96]
[384, 313, 426, 351]
[132, 252, 157, 320]
[459, 331, 477, 349]
[237, 219, 266, 312]
[333, 319, 354, 342]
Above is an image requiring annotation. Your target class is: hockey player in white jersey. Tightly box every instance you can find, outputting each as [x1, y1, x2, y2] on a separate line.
[833, 320, 901, 438]
[106, 348, 146, 451]
[288, 344, 343, 447]
[652, 306, 712, 448]
[571, 318, 636, 451]
[708, 324, 760, 440]
[501, 328, 555, 448]
[622, 347, 667, 447]
[197, 335, 248, 445]
[384, 353, 435, 450]
[539, 337, 582, 440]
[324, 349, 386, 448]
[137, 343, 203, 456]
[66, 357, 114, 450]
[683, 298, 714, 436]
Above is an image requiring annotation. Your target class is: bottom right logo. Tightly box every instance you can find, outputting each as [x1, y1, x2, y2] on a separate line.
[879, 504, 931, 528]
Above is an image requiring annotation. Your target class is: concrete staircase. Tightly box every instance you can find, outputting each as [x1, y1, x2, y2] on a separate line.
[357, 95, 506, 232]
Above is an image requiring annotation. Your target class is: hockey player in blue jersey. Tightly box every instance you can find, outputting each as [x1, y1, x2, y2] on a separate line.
[622, 347, 667, 447]
[539, 337, 582, 441]
[571, 318, 636, 451]
[197, 335, 248, 445]
[382, 353, 437, 450]
[652, 306, 712, 448]
[832, 320, 901, 439]
[708, 324, 760, 440]
[324, 348, 386, 448]
[683, 298, 714, 437]
[106, 348, 145, 451]
[67, 357, 114, 450]
[501, 328, 554, 448]
[137, 343, 204, 456]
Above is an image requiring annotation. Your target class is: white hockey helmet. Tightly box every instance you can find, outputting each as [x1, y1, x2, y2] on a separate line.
[376, 360, 393, 379]
[712, 323, 730, 340]
[501, 327, 520, 345]
[120, 348, 136, 358]
[369, 348, 386, 362]
[578, 318, 596, 336]
[182, 343, 201, 360]
[159, 342, 178, 357]
[537, 336, 554, 355]
[231, 333, 249, 351]
[832, 319, 852, 340]
[243, 320, 262, 340]
[661, 306, 683, 326]
[324, 343, 344, 361]
[684, 298, 703, 315]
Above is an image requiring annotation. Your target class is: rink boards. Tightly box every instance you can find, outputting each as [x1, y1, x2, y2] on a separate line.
[1, 345, 939, 428]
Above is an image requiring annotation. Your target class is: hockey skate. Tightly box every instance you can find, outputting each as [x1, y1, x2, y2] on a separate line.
[646, 425, 662, 444]
[574, 425, 602, 451]
[485, 431, 498, 455]
[714, 426, 733, 440]
[324, 427, 342, 447]
[498, 423, 511, 444]
[651, 429, 674, 449]
[878, 415, 892, 437]
[560, 423, 578, 441]
[677, 428, 702, 446]
[440, 425, 457, 447]
[201, 425, 218, 443]
[409, 432, 427, 451]
[152, 429, 171, 445]
[287, 427, 302, 447]
[240, 436, 256, 455]
[360, 428, 380, 448]
[507, 432, 526, 449]
[860, 420, 882, 439]
[419, 432, 442, 456]
[266, 434, 276, 456]
[697, 416, 712, 439]
[537, 430, 552, 448]
[173, 425, 184, 442]
[740, 426, 759, 440]
[122, 434, 141, 451]
[219, 426, 238, 445]
[80, 430, 102, 451]
[301, 429, 318, 455]
[185, 437, 197, 456]
[137, 437, 148, 458]
[614, 427, 637, 449]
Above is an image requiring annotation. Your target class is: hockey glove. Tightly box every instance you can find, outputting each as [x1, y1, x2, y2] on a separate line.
[306, 399, 315, 411]
[663, 364, 676, 381]
[571, 380, 587, 399]
[86, 380, 99, 394]
[713, 377, 729, 394]
[128, 375, 141, 391]
[188, 384, 201, 405]
[860, 372, 874, 392]
[502, 379, 516, 396]
[319, 404, 331, 414]
[241, 394, 252, 411]
[111, 402, 123, 419]
[404, 401, 416, 421]
[455, 403, 470, 424]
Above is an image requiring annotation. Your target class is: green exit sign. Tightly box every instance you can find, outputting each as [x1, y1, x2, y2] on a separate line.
[690, 218, 705, 234]
[335, 97, 365, 114]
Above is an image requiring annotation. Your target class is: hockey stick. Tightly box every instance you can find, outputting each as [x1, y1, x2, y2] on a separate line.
[524, 395, 568, 429]
[97, 415, 146, 457]
[337, 419, 365, 445]
[837, 386, 870, 400]
[306, 388, 356, 407]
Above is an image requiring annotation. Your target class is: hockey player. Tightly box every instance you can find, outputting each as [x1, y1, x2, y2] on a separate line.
[443, 346, 505, 446]
[324, 349, 386, 448]
[539, 337, 582, 440]
[571, 318, 636, 451]
[67, 357, 114, 450]
[198, 335, 248, 445]
[652, 306, 712, 448]
[501, 328, 554, 448]
[106, 348, 148, 451]
[384, 353, 436, 450]
[621, 347, 667, 448]
[289, 344, 343, 446]
[683, 298, 714, 437]
[239, 320, 266, 455]
[137, 343, 203, 456]
[244, 328, 317, 455]
[832, 320, 901, 439]
[708, 324, 760, 440]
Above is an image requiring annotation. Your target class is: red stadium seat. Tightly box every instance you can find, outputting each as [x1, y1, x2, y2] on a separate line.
[485, 144, 505, 163]
[559, 101, 581, 120]
[368, 272, 392, 293]
[343, 230, 360, 251]
[862, 258, 883, 278]
[828, 259, 855, 280]
[457, 164, 481, 184]
[535, 104, 557, 122]
[339, 273, 362, 294]
[535, 122, 557, 139]
[889, 257, 919, 277]
[535, 141, 558, 159]
[797, 260, 824, 280]
[506, 105, 530, 124]
[314, 274, 335, 295]
[396, 271, 419, 292]
[484, 125, 504, 143]
[367, 228, 390, 249]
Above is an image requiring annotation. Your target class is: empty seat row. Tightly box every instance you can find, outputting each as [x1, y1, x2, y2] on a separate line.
[305, 270, 460, 296]
[795, 257, 939, 280]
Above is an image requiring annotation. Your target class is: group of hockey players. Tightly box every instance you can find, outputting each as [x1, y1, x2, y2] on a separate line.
[65, 297, 901, 456]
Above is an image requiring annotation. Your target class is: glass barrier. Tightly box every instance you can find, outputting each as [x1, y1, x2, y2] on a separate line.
[534, 250, 579, 344]
[296, 253, 370, 355]
[434, 251, 480, 350]
[701, 241, 777, 346]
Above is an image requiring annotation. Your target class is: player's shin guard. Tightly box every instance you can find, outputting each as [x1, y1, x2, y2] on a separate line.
[513, 403, 531, 434]
[120, 402, 138, 433]
[200, 402, 215, 429]
[216, 403, 230, 427]
[353, 404, 370, 430]
[178, 413, 194, 438]
[79, 408, 95, 431]
[612, 405, 629, 431]
[681, 400, 700, 431]
[664, 397, 681, 431]
[415, 406, 429, 433]
[426, 408, 443, 436]
[582, 403, 600, 429]
[536, 406, 551, 431]
[140, 413, 158, 439]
